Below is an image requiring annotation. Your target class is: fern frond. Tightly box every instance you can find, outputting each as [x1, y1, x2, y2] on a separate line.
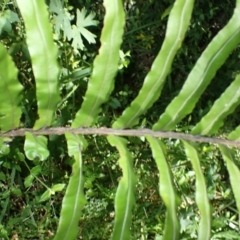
[113, 0, 194, 129]
[0, 43, 23, 131]
[107, 135, 136, 240]
[153, 2, 240, 131]
[16, 0, 61, 129]
[72, 0, 125, 128]
[147, 136, 180, 240]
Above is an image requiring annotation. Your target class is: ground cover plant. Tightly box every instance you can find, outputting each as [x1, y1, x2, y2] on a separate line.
[0, 0, 240, 239]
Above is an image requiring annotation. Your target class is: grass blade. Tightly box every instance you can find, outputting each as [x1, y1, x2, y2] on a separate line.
[54, 133, 88, 240]
[146, 136, 180, 240]
[182, 140, 211, 240]
[107, 135, 136, 240]
[113, 0, 194, 129]
[153, 2, 240, 131]
[218, 144, 240, 226]
[72, 0, 125, 128]
[191, 74, 240, 135]
[0, 42, 23, 131]
[16, 0, 61, 129]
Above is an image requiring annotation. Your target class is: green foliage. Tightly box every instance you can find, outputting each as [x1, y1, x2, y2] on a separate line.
[0, 9, 19, 35]
[153, 2, 240, 131]
[219, 144, 240, 227]
[55, 133, 87, 240]
[16, 0, 61, 129]
[72, 0, 125, 128]
[113, 0, 194, 129]
[191, 74, 240, 135]
[0, 42, 22, 132]
[0, 0, 240, 239]
[24, 132, 49, 161]
[182, 140, 211, 239]
[49, 0, 98, 50]
[147, 136, 180, 240]
[107, 135, 137, 240]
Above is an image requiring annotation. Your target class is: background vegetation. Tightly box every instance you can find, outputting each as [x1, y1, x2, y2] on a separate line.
[0, 0, 240, 239]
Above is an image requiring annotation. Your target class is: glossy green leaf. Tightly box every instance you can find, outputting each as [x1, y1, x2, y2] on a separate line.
[54, 133, 87, 240]
[146, 136, 180, 240]
[24, 165, 42, 188]
[218, 144, 240, 226]
[24, 175, 35, 188]
[24, 132, 49, 161]
[72, 0, 125, 128]
[107, 135, 136, 240]
[16, 0, 61, 129]
[153, 2, 240, 131]
[30, 165, 42, 175]
[182, 140, 211, 240]
[113, 0, 194, 129]
[39, 184, 66, 202]
[0, 42, 23, 132]
[39, 189, 52, 202]
[191, 74, 240, 135]
[51, 183, 66, 192]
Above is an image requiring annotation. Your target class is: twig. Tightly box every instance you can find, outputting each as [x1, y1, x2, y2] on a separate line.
[0, 127, 240, 147]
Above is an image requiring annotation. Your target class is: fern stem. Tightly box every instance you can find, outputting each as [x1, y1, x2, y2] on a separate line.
[1, 128, 240, 147]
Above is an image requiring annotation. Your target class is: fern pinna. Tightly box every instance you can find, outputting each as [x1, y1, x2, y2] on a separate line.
[0, 0, 240, 239]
